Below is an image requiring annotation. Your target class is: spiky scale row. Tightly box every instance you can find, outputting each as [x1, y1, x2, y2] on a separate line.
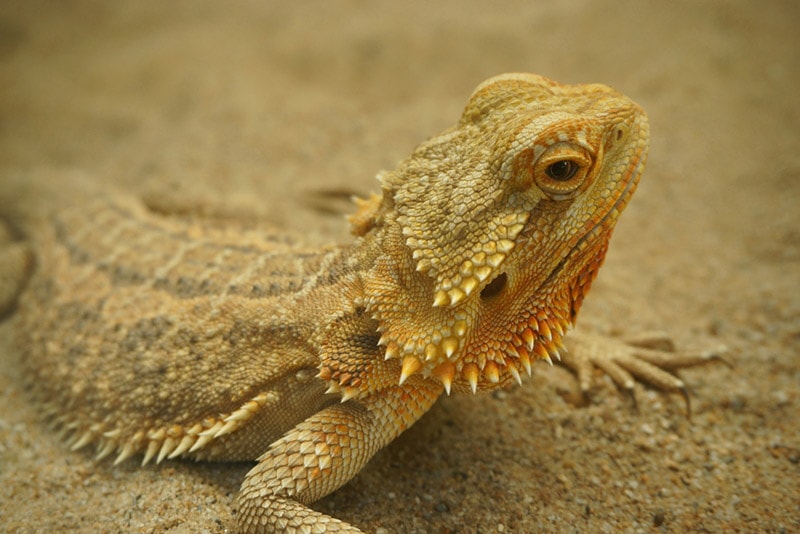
[377, 310, 469, 372]
[408, 212, 531, 308]
[61, 391, 277, 466]
[384, 301, 571, 395]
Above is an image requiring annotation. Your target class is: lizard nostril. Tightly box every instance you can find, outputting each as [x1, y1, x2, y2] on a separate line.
[480, 273, 507, 300]
[614, 123, 630, 143]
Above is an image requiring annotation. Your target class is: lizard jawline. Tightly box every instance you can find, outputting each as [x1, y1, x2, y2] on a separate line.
[542, 147, 643, 289]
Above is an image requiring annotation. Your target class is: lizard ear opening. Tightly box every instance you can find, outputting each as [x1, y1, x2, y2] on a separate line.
[480, 272, 507, 300]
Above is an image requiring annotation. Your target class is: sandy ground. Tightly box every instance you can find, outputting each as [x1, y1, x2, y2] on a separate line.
[0, 1, 798, 532]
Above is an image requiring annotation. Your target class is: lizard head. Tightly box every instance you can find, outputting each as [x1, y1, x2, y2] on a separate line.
[359, 73, 649, 395]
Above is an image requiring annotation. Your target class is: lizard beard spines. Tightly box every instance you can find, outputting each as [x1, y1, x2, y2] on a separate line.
[449, 310, 571, 394]
[361, 223, 580, 395]
[363, 247, 575, 395]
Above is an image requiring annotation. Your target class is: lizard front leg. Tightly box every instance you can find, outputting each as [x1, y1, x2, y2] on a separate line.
[561, 330, 729, 414]
[236, 375, 442, 533]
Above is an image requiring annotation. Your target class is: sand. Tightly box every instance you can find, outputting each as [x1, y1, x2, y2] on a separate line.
[0, 1, 797, 532]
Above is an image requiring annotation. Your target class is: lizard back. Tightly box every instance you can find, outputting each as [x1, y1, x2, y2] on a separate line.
[13, 186, 352, 463]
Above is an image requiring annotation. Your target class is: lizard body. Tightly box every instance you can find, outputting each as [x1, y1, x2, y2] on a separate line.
[4, 74, 717, 532]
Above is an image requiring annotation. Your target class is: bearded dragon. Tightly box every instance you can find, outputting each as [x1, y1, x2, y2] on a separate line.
[2, 73, 719, 533]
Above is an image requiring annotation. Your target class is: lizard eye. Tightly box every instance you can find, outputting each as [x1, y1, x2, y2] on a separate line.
[533, 144, 593, 199]
[545, 160, 579, 181]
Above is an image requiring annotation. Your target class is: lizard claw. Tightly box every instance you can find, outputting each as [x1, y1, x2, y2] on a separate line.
[559, 331, 729, 416]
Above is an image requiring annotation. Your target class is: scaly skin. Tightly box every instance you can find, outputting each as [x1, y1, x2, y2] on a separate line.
[2, 73, 719, 532]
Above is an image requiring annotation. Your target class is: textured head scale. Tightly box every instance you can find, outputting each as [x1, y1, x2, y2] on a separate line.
[362, 73, 649, 394]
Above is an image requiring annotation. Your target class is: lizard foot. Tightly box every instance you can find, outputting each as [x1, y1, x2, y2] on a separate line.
[560, 331, 730, 416]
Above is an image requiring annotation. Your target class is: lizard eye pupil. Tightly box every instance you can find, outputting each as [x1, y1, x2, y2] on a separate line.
[545, 160, 578, 181]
